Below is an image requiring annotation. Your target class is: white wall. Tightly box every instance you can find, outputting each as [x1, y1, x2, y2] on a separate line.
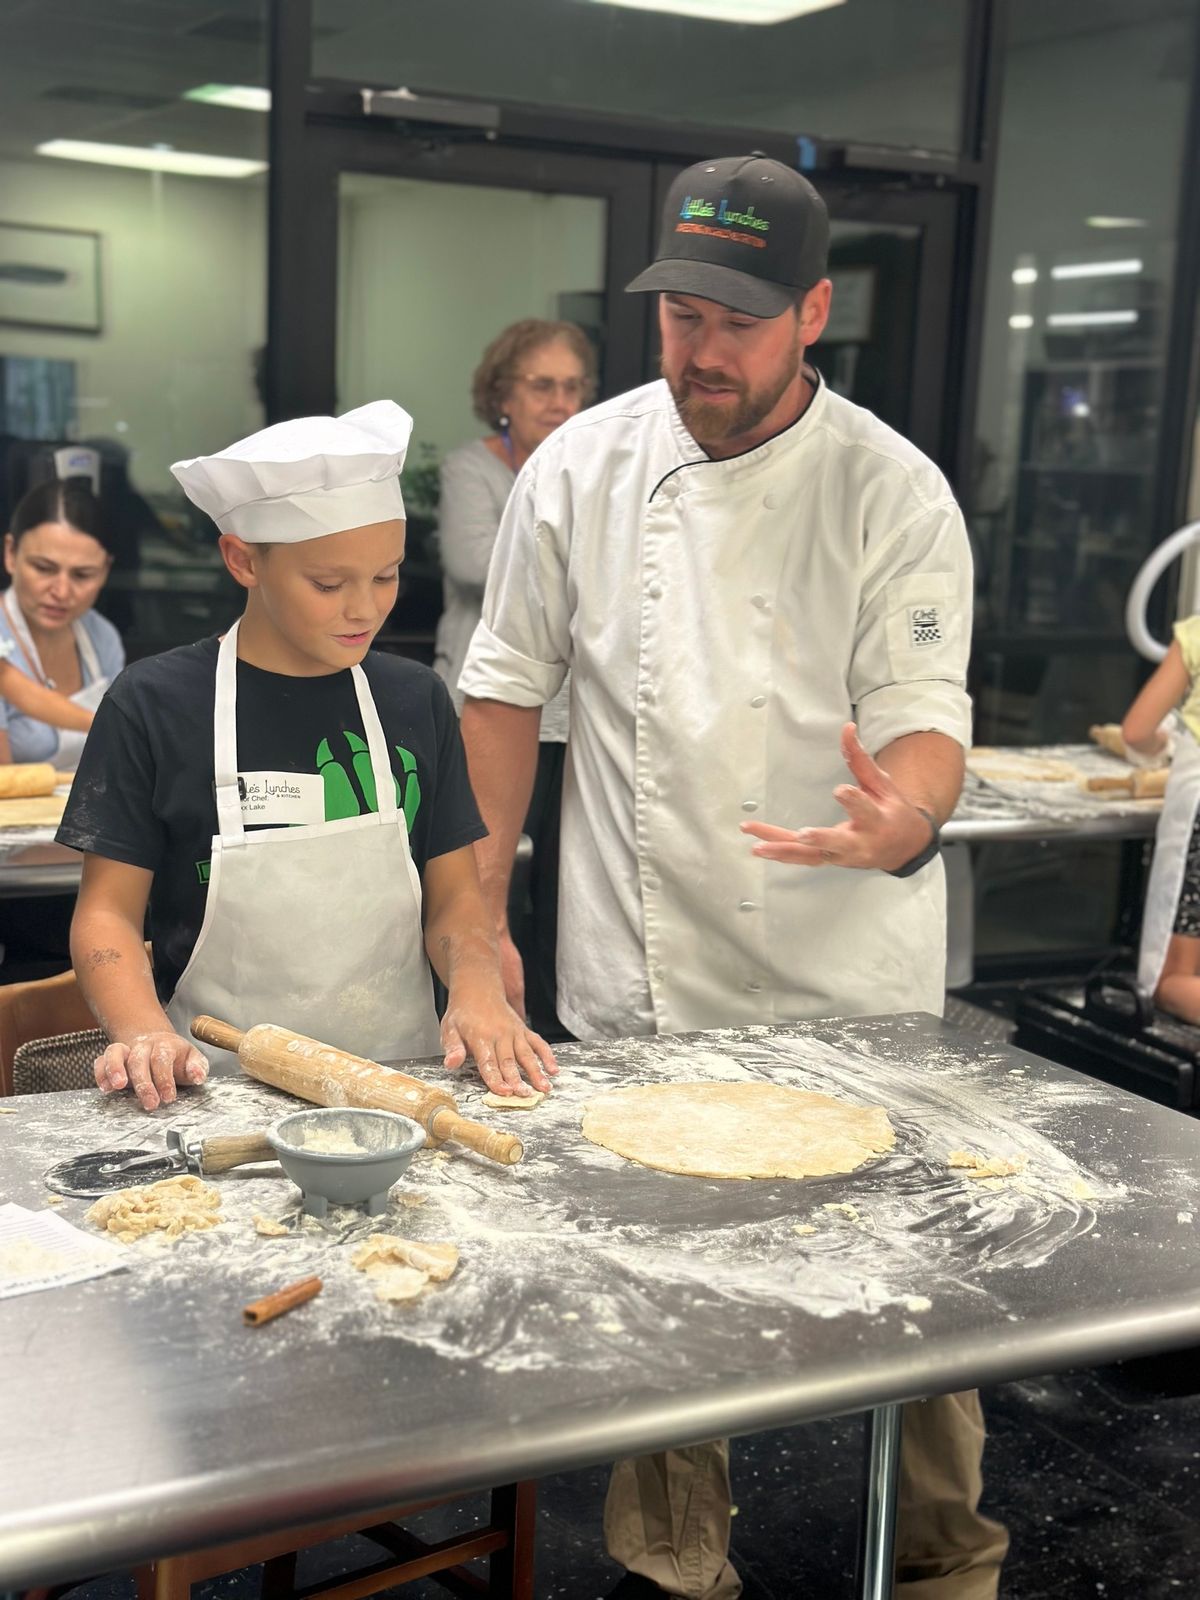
[0, 155, 266, 496]
[337, 175, 606, 465]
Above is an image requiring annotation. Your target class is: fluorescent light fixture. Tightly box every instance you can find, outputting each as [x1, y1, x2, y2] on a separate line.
[1008, 314, 1034, 330]
[1047, 310, 1138, 327]
[37, 139, 266, 178]
[1086, 215, 1148, 229]
[1050, 258, 1143, 280]
[1011, 267, 1038, 285]
[185, 83, 271, 113]
[588, 0, 845, 22]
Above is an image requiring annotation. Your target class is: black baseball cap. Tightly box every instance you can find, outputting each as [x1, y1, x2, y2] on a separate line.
[626, 153, 829, 319]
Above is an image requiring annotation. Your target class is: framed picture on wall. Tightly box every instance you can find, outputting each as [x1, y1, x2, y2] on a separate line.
[0, 222, 101, 334]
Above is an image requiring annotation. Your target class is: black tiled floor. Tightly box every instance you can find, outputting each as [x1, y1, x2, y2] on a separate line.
[59, 1364, 1200, 1600]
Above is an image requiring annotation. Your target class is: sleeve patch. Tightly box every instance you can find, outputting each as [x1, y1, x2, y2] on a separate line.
[908, 605, 944, 649]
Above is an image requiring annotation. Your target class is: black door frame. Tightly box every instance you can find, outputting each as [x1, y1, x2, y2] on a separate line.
[270, 116, 656, 420]
[265, 0, 1003, 485]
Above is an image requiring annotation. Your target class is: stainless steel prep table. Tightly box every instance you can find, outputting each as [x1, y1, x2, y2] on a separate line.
[947, 743, 1161, 845]
[3, 1012, 1200, 1597]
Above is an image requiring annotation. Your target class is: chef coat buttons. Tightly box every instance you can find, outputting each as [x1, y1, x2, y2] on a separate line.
[639, 685, 656, 705]
[750, 694, 766, 708]
[644, 875, 660, 893]
[763, 491, 780, 510]
[738, 900, 758, 913]
[663, 480, 681, 500]
[750, 594, 770, 611]
[741, 799, 758, 812]
[640, 779, 658, 798]
[647, 582, 663, 600]
[652, 964, 665, 980]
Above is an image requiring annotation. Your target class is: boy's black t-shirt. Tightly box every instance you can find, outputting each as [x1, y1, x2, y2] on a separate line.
[57, 637, 486, 1005]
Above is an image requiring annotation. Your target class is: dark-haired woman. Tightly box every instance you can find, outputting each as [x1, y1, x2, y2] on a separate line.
[1, 480, 124, 770]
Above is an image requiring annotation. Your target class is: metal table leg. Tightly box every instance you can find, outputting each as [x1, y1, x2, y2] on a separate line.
[855, 1402, 903, 1600]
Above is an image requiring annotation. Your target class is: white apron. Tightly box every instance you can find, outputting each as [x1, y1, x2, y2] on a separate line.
[2, 590, 109, 770]
[166, 621, 442, 1073]
[1137, 731, 1200, 998]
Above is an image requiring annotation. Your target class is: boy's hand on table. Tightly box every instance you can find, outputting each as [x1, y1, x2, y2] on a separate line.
[94, 1033, 208, 1112]
[440, 983, 558, 1097]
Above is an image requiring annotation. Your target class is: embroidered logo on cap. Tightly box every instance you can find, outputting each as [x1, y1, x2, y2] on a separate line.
[676, 194, 772, 251]
[908, 606, 943, 648]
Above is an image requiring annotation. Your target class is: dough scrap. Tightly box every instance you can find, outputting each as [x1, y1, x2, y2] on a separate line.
[482, 1089, 545, 1110]
[253, 1214, 291, 1237]
[968, 748, 1074, 783]
[351, 1233, 459, 1303]
[947, 1149, 1028, 1180]
[581, 1082, 895, 1180]
[86, 1175, 222, 1243]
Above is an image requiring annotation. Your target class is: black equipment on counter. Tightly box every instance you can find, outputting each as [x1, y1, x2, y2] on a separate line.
[1014, 972, 1200, 1113]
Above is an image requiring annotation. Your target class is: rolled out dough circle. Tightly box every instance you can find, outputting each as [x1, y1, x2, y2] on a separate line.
[581, 1082, 895, 1180]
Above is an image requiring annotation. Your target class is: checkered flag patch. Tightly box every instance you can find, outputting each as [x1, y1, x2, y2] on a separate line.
[908, 605, 943, 648]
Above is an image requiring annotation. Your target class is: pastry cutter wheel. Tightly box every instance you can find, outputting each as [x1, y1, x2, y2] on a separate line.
[44, 1129, 277, 1197]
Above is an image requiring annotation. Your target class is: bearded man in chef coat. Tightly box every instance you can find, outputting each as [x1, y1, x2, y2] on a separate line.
[459, 155, 1006, 1600]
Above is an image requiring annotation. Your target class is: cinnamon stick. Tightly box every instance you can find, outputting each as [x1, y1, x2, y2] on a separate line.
[243, 1275, 323, 1326]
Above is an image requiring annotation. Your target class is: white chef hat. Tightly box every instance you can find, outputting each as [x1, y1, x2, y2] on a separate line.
[170, 400, 412, 544]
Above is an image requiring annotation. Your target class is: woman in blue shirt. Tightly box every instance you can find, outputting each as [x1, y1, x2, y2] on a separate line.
[1, 479, 124, 769]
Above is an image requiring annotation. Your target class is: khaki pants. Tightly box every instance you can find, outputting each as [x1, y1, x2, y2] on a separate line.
[603, 1391, 1008, 1600]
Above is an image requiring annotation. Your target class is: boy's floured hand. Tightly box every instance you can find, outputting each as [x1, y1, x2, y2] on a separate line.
[440, 989, 558, 1098]
[95, 1032, 208, 1112]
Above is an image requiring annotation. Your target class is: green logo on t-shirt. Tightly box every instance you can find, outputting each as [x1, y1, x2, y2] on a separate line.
[317, 731, 421, 830]
[195, 734, 421, 882]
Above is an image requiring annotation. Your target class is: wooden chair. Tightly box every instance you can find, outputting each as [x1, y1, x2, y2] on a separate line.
[7, 969, 539, 1599]
[0, 965, 97, 1096]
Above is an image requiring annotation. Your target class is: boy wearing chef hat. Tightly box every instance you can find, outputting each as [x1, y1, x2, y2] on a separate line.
[57, 400, 556, 1113]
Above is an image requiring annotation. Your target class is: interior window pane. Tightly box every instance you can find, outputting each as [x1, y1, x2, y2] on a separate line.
[0, 1, 268, 660]
[313, 0, 967, 156]
[336, 172, 607, 659]
[967, 0, 1194, 743]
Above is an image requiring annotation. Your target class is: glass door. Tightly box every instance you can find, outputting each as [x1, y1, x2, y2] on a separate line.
[334, 168, 611, 657]
[278, 112, 967, 658]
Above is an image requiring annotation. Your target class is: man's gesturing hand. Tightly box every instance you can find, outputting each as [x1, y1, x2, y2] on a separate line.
[740, 722, 935, 873]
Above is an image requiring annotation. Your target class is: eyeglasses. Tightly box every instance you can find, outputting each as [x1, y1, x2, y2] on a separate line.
[517, 375, 589, 400]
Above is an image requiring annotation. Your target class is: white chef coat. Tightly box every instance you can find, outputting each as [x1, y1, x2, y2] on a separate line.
[458, 374, 973, 1041]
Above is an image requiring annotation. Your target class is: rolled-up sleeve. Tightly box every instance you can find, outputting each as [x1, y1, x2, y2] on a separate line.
[849, 497, 974, 755]
[457, 454, 571, 709]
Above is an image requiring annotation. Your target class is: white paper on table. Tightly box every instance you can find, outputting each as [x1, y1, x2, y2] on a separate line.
[0, 1201, 125, 1298]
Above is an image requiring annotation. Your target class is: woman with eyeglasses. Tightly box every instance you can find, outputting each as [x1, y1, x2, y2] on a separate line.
[434, 318, 596, 1039]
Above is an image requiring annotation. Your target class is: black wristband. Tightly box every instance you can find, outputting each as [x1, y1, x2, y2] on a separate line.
[887, 807, 941, 878]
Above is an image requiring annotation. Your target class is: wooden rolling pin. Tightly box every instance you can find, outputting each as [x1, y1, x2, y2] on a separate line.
[190, 1016, 524, 1167]
[1082, 767, 1169, 798]
[0, 762, 57, 799]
